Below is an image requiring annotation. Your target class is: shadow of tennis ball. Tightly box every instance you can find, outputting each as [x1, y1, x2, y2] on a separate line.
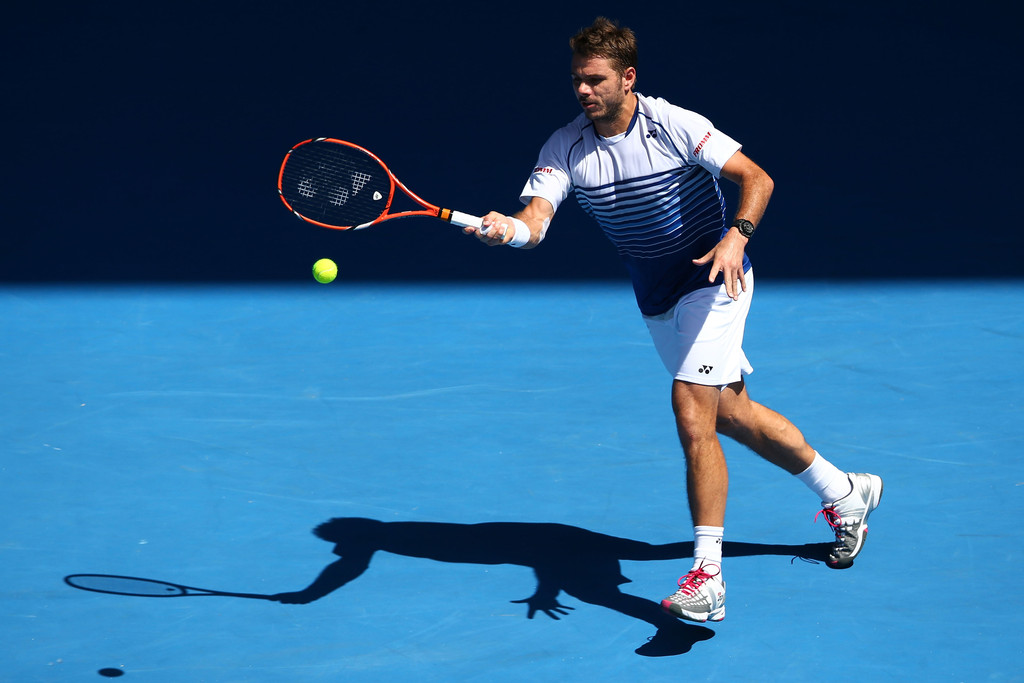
[98, 668, 124, 677]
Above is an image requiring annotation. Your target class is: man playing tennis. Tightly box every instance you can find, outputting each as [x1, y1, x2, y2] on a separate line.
[466, 17, 883, 623]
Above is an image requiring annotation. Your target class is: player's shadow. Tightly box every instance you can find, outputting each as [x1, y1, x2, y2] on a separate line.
[271, 518, 829, 657]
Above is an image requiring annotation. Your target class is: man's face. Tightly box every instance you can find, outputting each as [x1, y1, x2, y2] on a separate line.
[570, 53, 634, 128]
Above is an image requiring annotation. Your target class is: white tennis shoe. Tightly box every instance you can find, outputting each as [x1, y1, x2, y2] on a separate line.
[660, 562, 725, 623]
[817, 472, 884, 569]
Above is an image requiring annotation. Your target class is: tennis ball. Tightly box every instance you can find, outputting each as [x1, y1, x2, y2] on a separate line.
[312, 258, 338, 284]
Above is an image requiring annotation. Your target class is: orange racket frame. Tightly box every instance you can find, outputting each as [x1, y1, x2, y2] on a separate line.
[277, 138, 483, 231]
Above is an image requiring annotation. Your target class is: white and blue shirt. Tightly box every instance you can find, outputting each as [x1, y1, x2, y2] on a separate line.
[521, 93, 749, 316]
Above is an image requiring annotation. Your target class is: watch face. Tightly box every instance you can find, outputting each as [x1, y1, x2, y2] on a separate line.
[735, 220, 754, 236]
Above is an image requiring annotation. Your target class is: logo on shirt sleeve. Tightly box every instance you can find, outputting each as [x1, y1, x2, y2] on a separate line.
[533, 166, 555, 174]
[692, 131, 713, 156]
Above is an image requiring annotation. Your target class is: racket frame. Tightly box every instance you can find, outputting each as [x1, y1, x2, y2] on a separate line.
[277, 138, 483, 231]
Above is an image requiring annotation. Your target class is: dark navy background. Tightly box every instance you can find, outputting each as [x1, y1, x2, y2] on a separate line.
[3, 2, 1020, 283]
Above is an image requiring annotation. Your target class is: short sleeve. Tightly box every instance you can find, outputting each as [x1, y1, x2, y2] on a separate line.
[519, 127, 576, 211]
[658, 100, 742, 178]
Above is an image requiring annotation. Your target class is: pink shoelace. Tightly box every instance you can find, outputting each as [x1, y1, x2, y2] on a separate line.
[676, 563, 720, 595]
[815, 506, 845, 539]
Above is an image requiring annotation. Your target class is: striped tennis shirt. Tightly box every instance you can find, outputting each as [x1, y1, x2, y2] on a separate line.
[520, 93, 749, 316]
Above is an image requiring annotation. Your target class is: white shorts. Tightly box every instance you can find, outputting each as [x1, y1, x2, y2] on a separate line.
[643, 268, 754, 386]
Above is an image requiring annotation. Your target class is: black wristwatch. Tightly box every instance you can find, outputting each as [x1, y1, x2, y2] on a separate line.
[731, 218, 755, 238]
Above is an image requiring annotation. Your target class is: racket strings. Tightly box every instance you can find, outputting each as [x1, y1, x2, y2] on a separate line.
[280, 141, 391, 227]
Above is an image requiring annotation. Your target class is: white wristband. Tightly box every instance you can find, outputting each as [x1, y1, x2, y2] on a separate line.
[508, 217, 530, 248]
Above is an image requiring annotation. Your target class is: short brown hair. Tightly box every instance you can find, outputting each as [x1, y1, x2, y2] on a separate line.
[569, 17, 638, 75]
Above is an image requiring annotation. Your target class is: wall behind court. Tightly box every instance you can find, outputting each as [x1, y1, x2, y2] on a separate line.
[3, 2, 1020, 283]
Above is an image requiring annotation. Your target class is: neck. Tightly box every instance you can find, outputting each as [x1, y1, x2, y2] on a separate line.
[595, 92, 638, 137]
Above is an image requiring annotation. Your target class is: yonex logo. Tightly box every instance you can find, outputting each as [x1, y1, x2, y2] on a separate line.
[351, 171, 371, 193]
[327, 187, 349, 206]
[698, 365, 714, 374]
[646, 130, 658, 139]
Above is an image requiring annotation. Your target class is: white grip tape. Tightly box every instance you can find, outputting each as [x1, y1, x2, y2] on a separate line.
[508, 217, 530, 248]
[449, 210, 483, 229]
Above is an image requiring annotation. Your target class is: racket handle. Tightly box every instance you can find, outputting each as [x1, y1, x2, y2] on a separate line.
[441, 209, 484, 230]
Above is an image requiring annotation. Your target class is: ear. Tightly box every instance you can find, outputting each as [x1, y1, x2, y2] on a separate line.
[622, 66, 637, 92]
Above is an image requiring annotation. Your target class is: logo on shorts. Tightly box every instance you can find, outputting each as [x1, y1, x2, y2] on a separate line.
[699, 365, 714, 374]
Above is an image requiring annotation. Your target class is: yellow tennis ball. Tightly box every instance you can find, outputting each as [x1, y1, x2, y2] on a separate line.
[312, 258, 338, 284]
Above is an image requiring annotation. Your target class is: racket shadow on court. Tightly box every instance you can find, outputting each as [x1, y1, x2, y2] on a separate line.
[267, 518, 830, 657]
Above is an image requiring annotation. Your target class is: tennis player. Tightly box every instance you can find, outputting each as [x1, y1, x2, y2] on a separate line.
[467, 17, 883, 623]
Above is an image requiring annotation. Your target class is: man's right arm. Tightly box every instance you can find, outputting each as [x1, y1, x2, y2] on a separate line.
[465, 196, 556, 249]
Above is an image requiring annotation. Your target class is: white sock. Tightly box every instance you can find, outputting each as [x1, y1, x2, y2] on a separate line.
[796, 451, 852, 503]
[692, 525, 724, 572]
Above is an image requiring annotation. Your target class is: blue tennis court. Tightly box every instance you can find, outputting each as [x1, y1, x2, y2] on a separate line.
[3, 280, 1021, 681]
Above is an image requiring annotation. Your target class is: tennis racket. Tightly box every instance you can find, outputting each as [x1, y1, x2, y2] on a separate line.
[277, 138, 485, 232]
[64, 574, 272, 600]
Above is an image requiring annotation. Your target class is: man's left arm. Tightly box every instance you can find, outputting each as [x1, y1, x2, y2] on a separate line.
[693, 151, 775, 299]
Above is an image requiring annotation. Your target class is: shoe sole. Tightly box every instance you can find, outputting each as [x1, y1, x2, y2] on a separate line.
[828, 474, 883, 569]
[661, 599, 725, 623]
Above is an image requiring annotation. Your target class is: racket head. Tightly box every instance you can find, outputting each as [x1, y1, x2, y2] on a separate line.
[65, 574, 190, 597]
[278, 138, 396, 230]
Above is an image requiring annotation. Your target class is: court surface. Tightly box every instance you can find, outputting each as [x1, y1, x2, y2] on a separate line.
[3, 280, 1022, 682]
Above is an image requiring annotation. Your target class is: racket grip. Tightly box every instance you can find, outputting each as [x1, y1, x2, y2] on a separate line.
[443, 209, 484, 230]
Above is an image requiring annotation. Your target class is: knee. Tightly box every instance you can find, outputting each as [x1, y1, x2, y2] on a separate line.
[716, 397, 759, 443]
[671, 381, 720, 447]
[673, 404, 719, 449]
[716, 408, 743, 439]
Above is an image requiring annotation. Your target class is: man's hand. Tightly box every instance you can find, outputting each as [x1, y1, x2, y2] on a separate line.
[692, 228, 749, 300]
[463, 211, 515, 246]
